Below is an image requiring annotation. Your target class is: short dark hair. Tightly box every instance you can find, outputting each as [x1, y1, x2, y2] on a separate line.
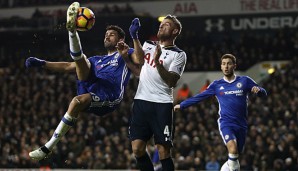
[221, 54, 236, 64]
[106, 25, 125, 40]
[165, 14, 182, 35]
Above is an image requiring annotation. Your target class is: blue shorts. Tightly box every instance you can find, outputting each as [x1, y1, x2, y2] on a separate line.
[129, 99, 174, 147]
[219, 126, 247, 153]
[77, 80, 119, 117]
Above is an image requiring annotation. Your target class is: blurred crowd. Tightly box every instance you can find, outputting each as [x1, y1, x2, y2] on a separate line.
[179, 28, 298, 71]
[1, 54, 298, 170]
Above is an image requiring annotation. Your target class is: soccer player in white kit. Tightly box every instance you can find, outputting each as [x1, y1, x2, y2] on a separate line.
[128, 15, 187, 171]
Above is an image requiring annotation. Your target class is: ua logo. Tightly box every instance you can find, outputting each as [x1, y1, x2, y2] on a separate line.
[205, 19, 225, 32]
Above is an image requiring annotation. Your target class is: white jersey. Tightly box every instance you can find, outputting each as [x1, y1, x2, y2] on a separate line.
[134, 41, 187, 103]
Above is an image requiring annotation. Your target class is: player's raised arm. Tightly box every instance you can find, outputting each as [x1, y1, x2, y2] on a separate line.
[25, 57, 76, 73]
[174, 83, 216, 111]
[129, 18, 144, 65]
[116, 41, 141, 76]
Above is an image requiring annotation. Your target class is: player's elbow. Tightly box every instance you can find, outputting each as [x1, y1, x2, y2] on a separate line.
[166, 73, 180, 88]
[167, 82, 177, 88]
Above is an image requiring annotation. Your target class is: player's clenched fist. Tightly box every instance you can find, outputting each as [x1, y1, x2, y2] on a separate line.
[251, 86, 260, 94]
[116, 41, 129, 58]
[25, 57, 46, 68]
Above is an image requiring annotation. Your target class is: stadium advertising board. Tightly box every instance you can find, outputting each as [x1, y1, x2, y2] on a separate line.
[1, 0, 298, 19]
[134, 0, 298, 17]
[179, 12, 298, 32]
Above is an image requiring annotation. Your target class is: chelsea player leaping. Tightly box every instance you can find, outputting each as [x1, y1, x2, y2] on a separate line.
[26, 2, 143, 161]
[174, 54, 267, 171]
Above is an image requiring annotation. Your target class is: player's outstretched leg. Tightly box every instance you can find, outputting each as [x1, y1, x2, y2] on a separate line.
[66, 2, 80, 32]
[29, 146, 51, 161]
[29, 112, 76, 161]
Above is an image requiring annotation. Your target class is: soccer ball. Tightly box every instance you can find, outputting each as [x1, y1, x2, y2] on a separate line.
[76, 7, 95, 31]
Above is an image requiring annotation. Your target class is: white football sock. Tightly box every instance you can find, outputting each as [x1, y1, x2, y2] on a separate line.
[69, 31, 83, 60]
[220, 161, 230, 171]
[45, 113, 77, 150]
[227, 153, 240, 171]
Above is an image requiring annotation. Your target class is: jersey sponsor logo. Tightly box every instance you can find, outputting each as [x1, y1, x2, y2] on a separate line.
[224, 89, 243, 96]
[96, 59, 119, 69]
[109, 59, 118, 66]
[144, 52, 163, 68]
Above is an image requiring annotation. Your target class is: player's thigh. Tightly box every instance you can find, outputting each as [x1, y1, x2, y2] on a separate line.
[129, 100, 153, 142]
[220, 127, 246, 153]
[234, 127, 247, 153]
[152, 103, 174, 147]
[70, 93, 92, 108]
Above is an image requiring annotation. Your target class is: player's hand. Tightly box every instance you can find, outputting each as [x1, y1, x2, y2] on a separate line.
[251, 86, 260, 94]
[25, 57, 46, 68]
[116, 41, 129, 59]
[174, 104, 181, 112]
[129, 18, 141, 39]
[154, 43, 162, 65]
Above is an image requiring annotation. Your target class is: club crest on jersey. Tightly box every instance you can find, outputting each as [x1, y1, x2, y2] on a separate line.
[114, 53, 120, 59]
[163, 52, 169, 59]
[236, 82, 242, 88]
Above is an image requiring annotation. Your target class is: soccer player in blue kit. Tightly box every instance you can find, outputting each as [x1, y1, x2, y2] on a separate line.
[26, 2, 143, 160]
[174, 54, 267, 171]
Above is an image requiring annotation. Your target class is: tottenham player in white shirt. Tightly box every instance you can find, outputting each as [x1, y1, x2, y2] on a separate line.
[128, 15, 187, 171]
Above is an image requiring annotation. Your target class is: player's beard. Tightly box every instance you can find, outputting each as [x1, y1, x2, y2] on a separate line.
[157, 31, 171, 41]
[104, 41, 117, 51]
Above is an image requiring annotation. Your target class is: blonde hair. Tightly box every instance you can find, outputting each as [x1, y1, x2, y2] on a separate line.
[165, 14, 182, 35]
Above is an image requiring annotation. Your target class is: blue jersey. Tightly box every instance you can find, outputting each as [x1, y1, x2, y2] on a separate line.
[180, 75, 267, 129]
[77, 48, 134, 107]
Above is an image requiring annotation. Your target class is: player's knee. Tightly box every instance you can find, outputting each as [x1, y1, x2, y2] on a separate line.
[70, 95, 89, 109]
[226, 140, 238, 154]
[132, 146, 146, 157]
[131, 140, 147, 157]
